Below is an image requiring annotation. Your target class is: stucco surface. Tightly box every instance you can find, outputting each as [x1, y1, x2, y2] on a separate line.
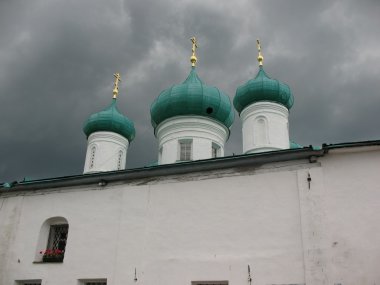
[241, 102, 289, 154]
[1, 147, 380, 285]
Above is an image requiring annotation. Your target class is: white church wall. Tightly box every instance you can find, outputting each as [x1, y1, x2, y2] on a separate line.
[0, 163, 305, 285]
[320, 148, 380, 284]
[294, 146, 380, 285]
[1, 146, 380, 285]
[297, 165, 329, 285]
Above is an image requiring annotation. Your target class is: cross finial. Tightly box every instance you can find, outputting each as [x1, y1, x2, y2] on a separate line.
[257, 39, 264, 66]
[190, 37, 198, 67]
[113, 73, 122, 99]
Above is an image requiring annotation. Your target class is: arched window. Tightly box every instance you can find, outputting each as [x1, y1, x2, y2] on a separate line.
[117, 150, 124, 170]
[35, 217, 69, 263]
[211, 143, 221, 158]
[89, 145, 96, 169]
[253, 117, 268, 146]
[158, 146, 163, 164]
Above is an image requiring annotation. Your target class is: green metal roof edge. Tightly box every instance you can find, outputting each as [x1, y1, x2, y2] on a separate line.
[2, 139, 380, 192]
[321, 139, 380, 150]
[1, 147, 318, 191]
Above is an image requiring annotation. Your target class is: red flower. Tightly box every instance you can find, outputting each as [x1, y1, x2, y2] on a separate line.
[40, 248, 64, 257]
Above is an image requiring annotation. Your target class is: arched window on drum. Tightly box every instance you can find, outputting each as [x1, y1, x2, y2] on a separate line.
[253, 116, 268, 146]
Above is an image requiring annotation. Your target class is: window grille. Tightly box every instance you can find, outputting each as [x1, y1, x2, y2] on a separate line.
[22, 283, 41, 285]
[85, 282, 107, 285]
[180, 140, 192, 161]
[43, 224, 68, 262]
[48, 224, 68, 251]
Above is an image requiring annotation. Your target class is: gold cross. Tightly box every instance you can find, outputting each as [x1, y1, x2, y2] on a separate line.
[190, 37, 198, 67]
[113, 73, 122, 98]
[191, 37, 198, 53]
[257, 39, 264, 66]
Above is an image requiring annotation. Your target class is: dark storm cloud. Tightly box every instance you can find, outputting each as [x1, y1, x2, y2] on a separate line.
[0, 0, 379, 181]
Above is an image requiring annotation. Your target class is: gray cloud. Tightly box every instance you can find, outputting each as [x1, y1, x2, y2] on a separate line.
[1, 0, 379, 181]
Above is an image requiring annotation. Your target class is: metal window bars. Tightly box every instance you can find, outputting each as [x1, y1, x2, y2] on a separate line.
[43, 224, 68, 262]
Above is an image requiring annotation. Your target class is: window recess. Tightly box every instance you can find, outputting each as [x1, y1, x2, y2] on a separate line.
[79, 279, 107, 285]
[16, 280, 42, 285]
[179, 140, 192, 161]
[42, 224, 68, 263]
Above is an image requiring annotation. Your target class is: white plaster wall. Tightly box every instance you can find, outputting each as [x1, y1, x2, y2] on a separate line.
[83, 131, 129, 174]
[1, 146, 380, 285]
[155, 116, 229, 164]
[0, 162, 306, 285]
[320, 147, 380, 285]
[240, 102, 290, 154]
[295, 146, 380, 285]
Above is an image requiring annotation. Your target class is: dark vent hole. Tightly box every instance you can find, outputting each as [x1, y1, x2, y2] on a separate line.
[206, 107, 213, 114]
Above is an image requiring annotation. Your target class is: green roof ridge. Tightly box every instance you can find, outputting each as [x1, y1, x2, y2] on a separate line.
[183, 67, 204, 84]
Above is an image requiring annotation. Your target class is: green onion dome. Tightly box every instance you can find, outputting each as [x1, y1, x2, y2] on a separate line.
[234, 66, 294, 114]
[83, 99, 135, 142]
[150, 67, 234, 129]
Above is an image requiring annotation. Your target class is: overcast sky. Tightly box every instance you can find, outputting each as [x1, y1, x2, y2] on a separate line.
[1, 0, 380, 182]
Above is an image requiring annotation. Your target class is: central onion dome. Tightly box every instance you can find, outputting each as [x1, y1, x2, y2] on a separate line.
[234, 66, 294, 114]
[150, 66, 234, 130]
[83, 98, 135, 142]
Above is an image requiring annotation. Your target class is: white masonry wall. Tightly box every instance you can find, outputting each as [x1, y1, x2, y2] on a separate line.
[0, 145, 380, 285]
[240, 102, 290, 154]
[312, 146, 380, 284]
[155, 116, 229, 164]
[83, 131, 129, 174]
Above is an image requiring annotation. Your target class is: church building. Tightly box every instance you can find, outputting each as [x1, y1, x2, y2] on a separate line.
[1, 38, 379, 285]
